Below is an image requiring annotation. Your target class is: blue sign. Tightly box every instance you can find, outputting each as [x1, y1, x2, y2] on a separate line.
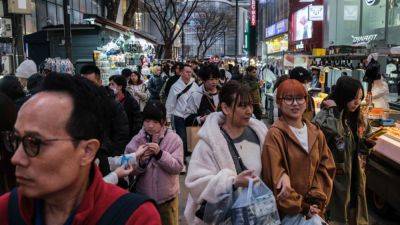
[265, 19, 288, 38]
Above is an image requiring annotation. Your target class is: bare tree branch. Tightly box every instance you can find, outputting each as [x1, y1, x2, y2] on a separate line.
[144, 0, 199, 58]
[191, 4, 234, 58]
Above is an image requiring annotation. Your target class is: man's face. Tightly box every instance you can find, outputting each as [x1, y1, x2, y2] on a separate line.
[155, 67, 161, 76]
[11, 92, 89, 198]
[181, 66, 192, 81]
[204, 78, 218, 91]
[82, 73, 101, 86]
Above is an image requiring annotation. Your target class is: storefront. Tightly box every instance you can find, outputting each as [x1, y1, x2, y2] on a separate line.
[289, 0, 324, 54]
[264, 19, 289, 75]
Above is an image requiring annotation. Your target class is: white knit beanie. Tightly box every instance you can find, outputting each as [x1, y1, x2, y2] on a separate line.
[15, 60, 38, 79]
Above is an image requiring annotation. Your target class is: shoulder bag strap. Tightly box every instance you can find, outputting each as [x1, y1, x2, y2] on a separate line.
[8, 188, 27, 225]
[176, 83, 193, 101]
[97, 193, 156, 225]
[220, 127, 247, 173]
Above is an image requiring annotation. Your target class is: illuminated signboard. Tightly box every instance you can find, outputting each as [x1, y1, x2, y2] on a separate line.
[250, 0, 256, 26]
[308, 5, 324, 21]
[293, 6, 312, 41]
[265, 19, 288, 38]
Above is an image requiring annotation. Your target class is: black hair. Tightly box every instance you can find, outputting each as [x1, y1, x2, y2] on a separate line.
[246, 66, 257, 73]
[27, 73, 44, 93]
[162, 64, 170, 76]
[273, 75, 290, 92]
[142, 100, 166, 124]
[109, 75, 127, 93]
[198, 64, 220, 81]
[364, 59, 381, 91]
[219, 69, 227, 80]
[121, 68, 132, 79]
[80, 64, 101, 78]
[0, 92, 17, 131]
[0, 75, 25, 101]
[219, 80, 252, 112]
[289, 67, 312, 83]
[329, 76, 364, 136]
[40, 72, 108, 143]
[128, 71, 143, 85]
[177, 62, 185, 70]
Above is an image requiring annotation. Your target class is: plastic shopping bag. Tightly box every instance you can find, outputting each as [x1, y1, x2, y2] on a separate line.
[230, 179, 280, 225]
[196, 191, 234, 225]
[281, 214, 328, 225]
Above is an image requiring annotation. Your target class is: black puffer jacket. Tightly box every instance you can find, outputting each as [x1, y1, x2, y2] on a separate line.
[148, 74, 166, 100]
[120, 92, 142, 139]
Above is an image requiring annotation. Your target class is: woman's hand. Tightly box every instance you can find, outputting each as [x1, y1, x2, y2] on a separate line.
[147, 143, 161, 155]
[114, 165, 134, 178]
[136, 144, 149, 158]
[234, 170, 258, 188]
[138, 149, 154, 167]
[277, 173, 291, 200]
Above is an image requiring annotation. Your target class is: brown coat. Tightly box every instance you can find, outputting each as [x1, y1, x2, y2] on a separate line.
[261, 118, 336, 217]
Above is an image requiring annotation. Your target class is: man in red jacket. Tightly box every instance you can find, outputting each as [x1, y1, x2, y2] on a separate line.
[0, 73, 161, 225]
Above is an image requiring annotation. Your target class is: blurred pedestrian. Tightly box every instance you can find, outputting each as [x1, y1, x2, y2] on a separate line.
[109, 75, 142, 138]
[243, 66, 263, 120]
[148, 65, 165, 101]
[289, 67, 315, 121]
[127, 70, 150, 111]
[0, 75, 26, 109]
[15, 59, 37, 89]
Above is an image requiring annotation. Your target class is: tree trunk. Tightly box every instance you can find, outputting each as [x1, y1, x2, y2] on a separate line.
[196, 44, 202, 59]
[123, 0, 138, 27]
[105, 0, 120, 22]
[163, 41, 174, 59]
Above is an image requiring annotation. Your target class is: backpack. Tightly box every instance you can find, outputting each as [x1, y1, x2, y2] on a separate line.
[8, 188, 156, 225]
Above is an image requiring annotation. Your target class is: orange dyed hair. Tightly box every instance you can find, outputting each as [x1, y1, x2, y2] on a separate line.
[276, 79, 307, 104]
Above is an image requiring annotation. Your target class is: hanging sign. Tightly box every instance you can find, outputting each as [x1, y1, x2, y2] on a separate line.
[250, 0, 257, 26]
[351, 34, 378, 44]
[365, 0, 379, 6]
[308, 5, 324, 21]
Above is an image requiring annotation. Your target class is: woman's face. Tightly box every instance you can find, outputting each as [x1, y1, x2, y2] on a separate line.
[130, 73, 139, 84]
[223, 97, 253, 128]
[143, 119, 163, 135]
[347, 89, 363, 112]
[109, 80, 122, 95]
[278, 94, 307, 120]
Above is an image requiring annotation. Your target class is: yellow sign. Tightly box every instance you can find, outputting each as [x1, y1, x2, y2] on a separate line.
[312, 48, 326, 57]
[266, 34, 288, 54]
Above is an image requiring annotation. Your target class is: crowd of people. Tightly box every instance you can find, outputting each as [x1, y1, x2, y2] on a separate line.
[0, 56, 380, 225]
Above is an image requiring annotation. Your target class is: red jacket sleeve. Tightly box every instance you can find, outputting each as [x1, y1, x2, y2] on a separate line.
[0, 193, 10, 225]
[125, 202, 161, 225]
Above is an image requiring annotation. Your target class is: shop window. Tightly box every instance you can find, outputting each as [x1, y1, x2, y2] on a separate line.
[36, 0, 47, 29]
[57, 5, 64, 24]
[361, 0, 386, 39]
[80, 0, 85, 12]
[73, 0, 79, 10]
[86, 0, 91, 13]
[25, 0, 37, 34]
[388, 0, 400, 27]
[47, 3, 57, 25]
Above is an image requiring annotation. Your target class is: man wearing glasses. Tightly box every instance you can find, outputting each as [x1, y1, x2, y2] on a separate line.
[0, 73, 161, 225]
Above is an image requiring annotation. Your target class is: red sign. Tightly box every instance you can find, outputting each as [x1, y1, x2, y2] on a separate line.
[250, 0, 256, 26]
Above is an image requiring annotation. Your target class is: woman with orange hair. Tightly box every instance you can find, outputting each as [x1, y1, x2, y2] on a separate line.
[261, 79, 336, 221]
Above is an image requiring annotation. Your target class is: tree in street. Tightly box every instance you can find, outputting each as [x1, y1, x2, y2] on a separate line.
[105, 0, 120, 22]
[144, 0, 199, 59]
[123, 0, 139, 27]
[192, 4, 233, 59]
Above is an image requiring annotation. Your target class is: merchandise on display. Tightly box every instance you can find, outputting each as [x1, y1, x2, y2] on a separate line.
[94, 34, 155, 85]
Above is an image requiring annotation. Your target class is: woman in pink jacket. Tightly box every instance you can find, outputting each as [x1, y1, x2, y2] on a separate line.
[125, 100, 184, 225]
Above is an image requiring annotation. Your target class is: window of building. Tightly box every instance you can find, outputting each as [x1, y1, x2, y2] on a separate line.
[25, 0, 37, 34]
[361, 0, 386, 39]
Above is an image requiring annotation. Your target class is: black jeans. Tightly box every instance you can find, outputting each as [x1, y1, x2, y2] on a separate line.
[173, 115, 189, 157]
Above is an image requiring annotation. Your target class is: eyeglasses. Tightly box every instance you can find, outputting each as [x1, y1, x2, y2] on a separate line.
[7, 132, 77, 157]
[279, 96, 306, 105]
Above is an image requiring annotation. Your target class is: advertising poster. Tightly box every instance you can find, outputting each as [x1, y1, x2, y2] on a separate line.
[293, 6, 312, 41]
